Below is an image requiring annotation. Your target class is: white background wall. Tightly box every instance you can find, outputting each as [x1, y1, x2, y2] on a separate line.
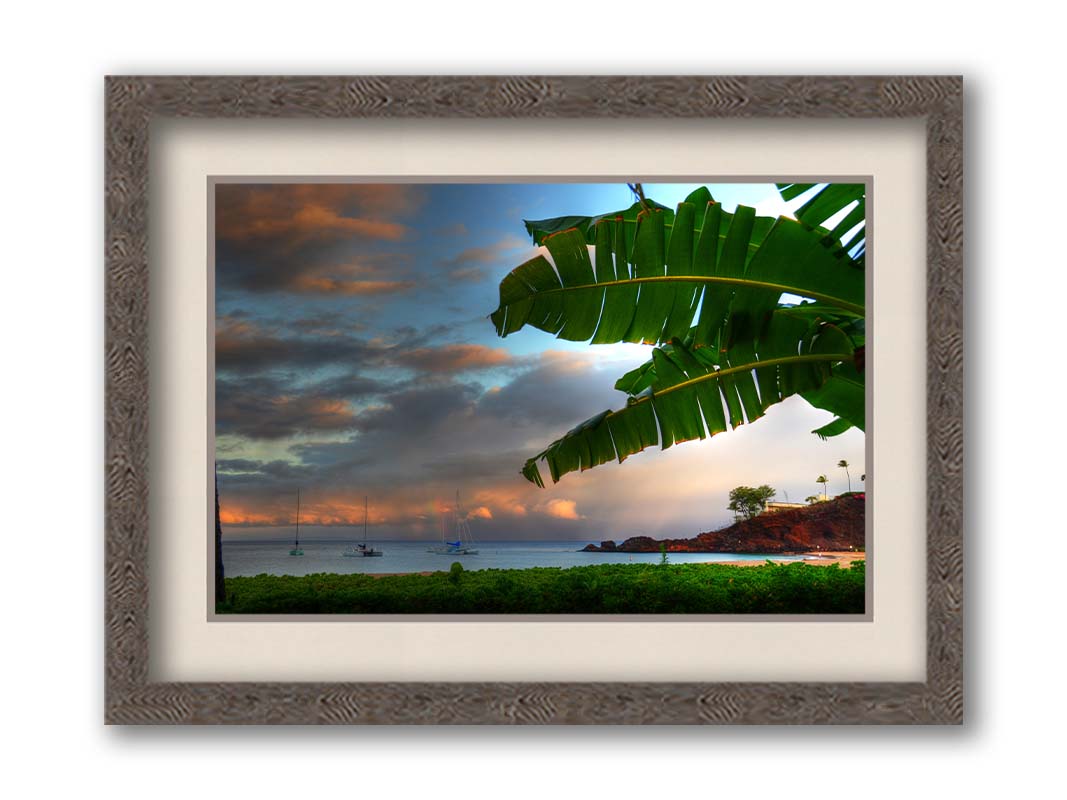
[0, 2, 1057, 797]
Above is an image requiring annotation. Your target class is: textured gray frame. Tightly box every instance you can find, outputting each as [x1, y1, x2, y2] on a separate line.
[105, 75, 963, 724]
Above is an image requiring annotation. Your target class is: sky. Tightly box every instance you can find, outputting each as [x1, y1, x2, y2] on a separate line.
[214, 181, 865, 541]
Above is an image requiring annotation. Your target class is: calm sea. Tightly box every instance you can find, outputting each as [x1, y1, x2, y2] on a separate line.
[220, 538, 804, 578]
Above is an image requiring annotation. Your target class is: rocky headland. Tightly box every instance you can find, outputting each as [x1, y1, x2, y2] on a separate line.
[581, 494, 865, 554]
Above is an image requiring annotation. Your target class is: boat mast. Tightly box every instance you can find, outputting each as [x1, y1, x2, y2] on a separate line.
[456, 489, 467, 544]
[364, 495, 368, 543]
[295, 488, 300, 547]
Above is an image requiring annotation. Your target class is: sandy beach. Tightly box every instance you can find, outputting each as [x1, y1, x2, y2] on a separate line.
[706, 551, 865, 567]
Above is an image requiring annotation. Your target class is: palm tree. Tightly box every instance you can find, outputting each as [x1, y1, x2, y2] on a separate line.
[816, 474, 830, 500]
[489, 183, 866, 487]
[838, 459, 851, 493]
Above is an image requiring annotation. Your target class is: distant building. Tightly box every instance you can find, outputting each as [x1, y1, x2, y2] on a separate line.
[765, 501, 808, 514]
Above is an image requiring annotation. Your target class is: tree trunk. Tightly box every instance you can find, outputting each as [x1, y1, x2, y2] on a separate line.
[214, 465, 226, 604]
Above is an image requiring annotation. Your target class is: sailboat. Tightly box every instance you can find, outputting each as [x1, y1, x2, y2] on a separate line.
[288, 488, 304, 556]
[343, 496, 383, 557]
[428, 490, 479, 555]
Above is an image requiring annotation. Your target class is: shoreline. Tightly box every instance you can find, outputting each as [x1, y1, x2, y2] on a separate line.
[357, 552, 865, 577]
[707, 550, 865, 567]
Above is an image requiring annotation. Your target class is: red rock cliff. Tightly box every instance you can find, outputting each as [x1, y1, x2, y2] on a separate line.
[582, 494, 865, 553]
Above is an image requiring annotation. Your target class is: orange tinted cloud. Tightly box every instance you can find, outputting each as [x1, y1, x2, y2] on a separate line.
[394, 344, 514, 373]
[216, 183, 421, 244]
[220, 489, 534, 529]
[219, 508, 279, 526]
[544, 499, 582, 520]
[291, 276, 416, 296]
[466, 506, 493, 520]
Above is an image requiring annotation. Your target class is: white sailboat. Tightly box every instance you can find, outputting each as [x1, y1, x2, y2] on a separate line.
[428, 490, 479, 555]
[343, 496, 382, 557]
[288, 489, 304, 556]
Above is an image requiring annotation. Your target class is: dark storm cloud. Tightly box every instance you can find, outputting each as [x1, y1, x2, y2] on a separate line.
[215, 318, 381, 374]
[283, 381, 493, 484]
[216, 368, 386, 440]
[217, 313, 516, 381]
[215, 183, 424, 296]
[418, 449, 535, 482]
[391, 344, 516, 374]
[216, 183, 423, 244]
[311, 372, 385, 399]
[217, 458, 318, 481]
[276, 355, 624, 490]
[214, 361, 645, 536]
[351, 382, 483, 435]
[216, 248, 417, 296]
[478, 351, 625, 426]
[216, 386, 357, 440]
[290, 312, 367, 336]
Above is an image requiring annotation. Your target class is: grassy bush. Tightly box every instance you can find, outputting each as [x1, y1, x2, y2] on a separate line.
[217, 561, 865, 615]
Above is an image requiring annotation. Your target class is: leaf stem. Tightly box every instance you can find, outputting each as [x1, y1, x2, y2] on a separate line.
[528, 351, 854, 462]
[532, 275, 864, 316]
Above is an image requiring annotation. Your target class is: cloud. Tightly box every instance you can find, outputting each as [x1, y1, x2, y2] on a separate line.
[440, 234, 532, 281]
[217, 458, 318, 482]
[217, 391, 357, 440]
[216, 183, 423, 245]
[216, 323, 377, 374]
[216, 367, 383, 440]
[477, 349, 625, 425]
[543, 499, 582, 520]
[392, 344, 515, 374]
[350, 382, 483, 435]
[434, 222, 468, 237]
[290, 276, 415, 296]
[441, 234, 529, 265]
[216, 315, 455, 377]
[448, 266, 488, 283]
[215, 184, 422, 296]
[218, 252, 417, 296]
[466, 506, 493, 520]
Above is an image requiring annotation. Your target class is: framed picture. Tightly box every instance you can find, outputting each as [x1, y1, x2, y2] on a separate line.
[105, 75, 962, 724]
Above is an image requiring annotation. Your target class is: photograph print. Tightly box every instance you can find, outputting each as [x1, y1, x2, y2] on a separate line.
[212, 180, 867, 616]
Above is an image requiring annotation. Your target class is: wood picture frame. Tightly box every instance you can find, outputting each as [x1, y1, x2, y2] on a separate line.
[105, 75, 963, 724]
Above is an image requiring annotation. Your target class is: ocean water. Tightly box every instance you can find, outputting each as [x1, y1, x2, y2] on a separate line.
[220, 538, 805, 578]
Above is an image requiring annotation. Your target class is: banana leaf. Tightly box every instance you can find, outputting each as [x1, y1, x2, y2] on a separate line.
[776, 182, 866, 253]
[492, 199, 864, 349]
[519, 316, 859, 486]
[494, 185, 866, 486]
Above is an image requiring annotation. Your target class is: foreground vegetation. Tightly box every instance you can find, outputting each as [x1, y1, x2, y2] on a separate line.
[217, 561, 865, 615]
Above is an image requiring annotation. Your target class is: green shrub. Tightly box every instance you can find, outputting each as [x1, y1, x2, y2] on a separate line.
[449, 561, 464, 584]
[218, 561, 865, 615]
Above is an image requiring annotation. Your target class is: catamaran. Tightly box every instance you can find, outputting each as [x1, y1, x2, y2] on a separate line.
[428, 490, 479, 555]
[343, 496, 382, 557]
[288, 488, 304, 556]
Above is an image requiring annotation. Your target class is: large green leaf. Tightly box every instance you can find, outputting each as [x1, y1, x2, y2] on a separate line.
[523, 198, 673, 249]
[519, 316, 859, 486]
[776, 182, 866, 254]
[492, 200, 864, 349]
[493, 184, 866, 486]
[811, 416, 854, 440]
